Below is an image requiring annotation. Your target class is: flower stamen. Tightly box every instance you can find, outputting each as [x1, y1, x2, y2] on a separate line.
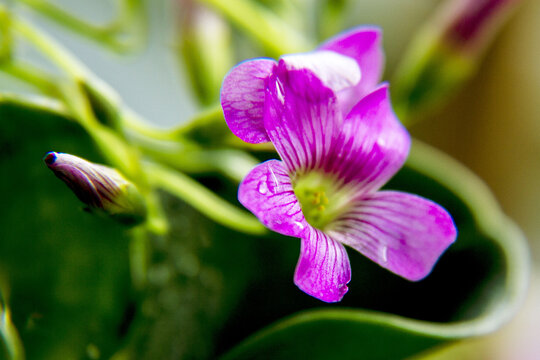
[293, 172, 352, 230]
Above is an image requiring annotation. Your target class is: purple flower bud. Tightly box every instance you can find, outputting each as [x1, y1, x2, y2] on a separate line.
[392, 0, 522, 121]
[44, 152, 147, 225]
[443, 0, 521, 54]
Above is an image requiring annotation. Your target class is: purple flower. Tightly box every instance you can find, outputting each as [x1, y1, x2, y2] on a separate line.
[221, 27, 384, 144]
[221, 28, 457, 302]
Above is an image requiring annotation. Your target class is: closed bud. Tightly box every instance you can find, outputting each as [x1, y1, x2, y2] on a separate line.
[393, 0, 522, 122]
[442, 0, 521, 55]
[44, 152, 147, 225]
[178, 0, 233, 105]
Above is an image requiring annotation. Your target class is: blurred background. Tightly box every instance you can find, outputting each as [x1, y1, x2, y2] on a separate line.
[1, 0, 538, 358]
[409, 0, 540, 358]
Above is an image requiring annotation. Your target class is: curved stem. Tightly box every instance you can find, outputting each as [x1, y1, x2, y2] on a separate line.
[144, 161, 267, 235]
[12, 16, 88, 79]
[121, 107, 181, 142]
[17, 0, 145, 52]
[0, 292, 25, 360]
[0, 93, 69, 120]
[196, 0, 312, 56]
[139, 139, 259, 183]
[173, 104, 223, 136]
[0, 61, 59, 96]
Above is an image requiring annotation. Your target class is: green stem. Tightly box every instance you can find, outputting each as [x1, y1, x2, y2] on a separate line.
[207, 149, 259, 182]
[11, 16, 88, 79]
[18, 0, 144, 52]
[138, 138, 258, 183]
[128, 227, 150, 290]
[10, 16, 140, 172]
[123, 104, 229, 151]
[122, 107, 181, 142]
[144, 162, 267, 235]
[173, 104, 223, 136]
[0, 92, 69, 118]
[196, 0, 312, 56]
[0, 293, 25, 360]
[0, 6, 12, 61]
[0, 61, 59, 96]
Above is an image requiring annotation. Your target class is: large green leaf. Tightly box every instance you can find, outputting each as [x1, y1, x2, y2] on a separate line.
[216, 140, 529, 360]
[0, 95, 133, 359]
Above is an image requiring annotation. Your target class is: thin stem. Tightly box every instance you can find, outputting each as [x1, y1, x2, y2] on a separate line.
[1, 14, 122, 115]
[207, 149, 259, 182]
[0, 61, 59, 96]
[144, 162, 267, 235]
[143, 190, 169, 235]
[11, 16, 89, 79]
[123, 104, 227, 147]
[122, 107, 181, 142]
[196, 0, 312, 57]
[0, 6, 12, 61]
[0, 293, 25, 360]
[18, 0, 144, 52]
[0, 92, 70, 118]
[173, 104, 223, 136]
[138, 138, 258, 183]
[128, 227, 150, 290]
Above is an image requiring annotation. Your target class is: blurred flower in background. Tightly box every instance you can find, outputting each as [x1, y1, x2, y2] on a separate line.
[392, 0, 523, 123]
[408, 0, 540, 358]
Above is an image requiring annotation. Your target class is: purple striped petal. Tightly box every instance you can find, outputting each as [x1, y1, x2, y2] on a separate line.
[328, 84, 410, 194]
[320, 27, 384, 115]
[329, 191, 457, 281]
[221, 59, 276, 143]
[279, 50, 361, 95]
[294, 227, 351, 302]
[238, 159, 308, 237]
[263, 69, 342, 174]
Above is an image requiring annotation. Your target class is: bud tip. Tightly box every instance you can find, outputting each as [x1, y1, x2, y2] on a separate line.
[43, 152, 57, 166]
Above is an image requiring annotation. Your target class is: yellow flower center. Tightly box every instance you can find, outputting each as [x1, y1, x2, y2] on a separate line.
[293, 172, 353, 230]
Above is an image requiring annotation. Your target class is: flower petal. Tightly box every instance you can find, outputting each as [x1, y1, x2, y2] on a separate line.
[294, 227, 351, 302]
[320, 26, 384, 114]
[328, 84, 410, 194]
[263, 68, 342, 174]
[238, 159, 308, 237]
[221, 59, 276, 143]
[330, 191, 457, 281]
[279, 50, 361, 94]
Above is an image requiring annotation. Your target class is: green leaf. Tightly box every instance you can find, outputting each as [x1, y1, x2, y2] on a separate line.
[0, 96, 133, 359]
[217, 140, 529, 360]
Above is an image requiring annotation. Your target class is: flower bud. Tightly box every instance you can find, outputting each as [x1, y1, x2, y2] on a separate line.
[393, 0, 522, 123]
[443, 0, 521, 54]
[44, 152, 147, 225]
[177, 0, 233, 105]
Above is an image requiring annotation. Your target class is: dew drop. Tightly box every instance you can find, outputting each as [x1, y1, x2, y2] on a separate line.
[381, 245, 388, 263]
[258, 181, 268, 195]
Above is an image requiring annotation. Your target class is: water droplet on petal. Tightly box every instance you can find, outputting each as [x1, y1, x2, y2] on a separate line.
[258, 181, 268, 195]
[381, 245, 388, 263]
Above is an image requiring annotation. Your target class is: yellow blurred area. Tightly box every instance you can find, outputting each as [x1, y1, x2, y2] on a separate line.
[409, 0, 540, 358]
